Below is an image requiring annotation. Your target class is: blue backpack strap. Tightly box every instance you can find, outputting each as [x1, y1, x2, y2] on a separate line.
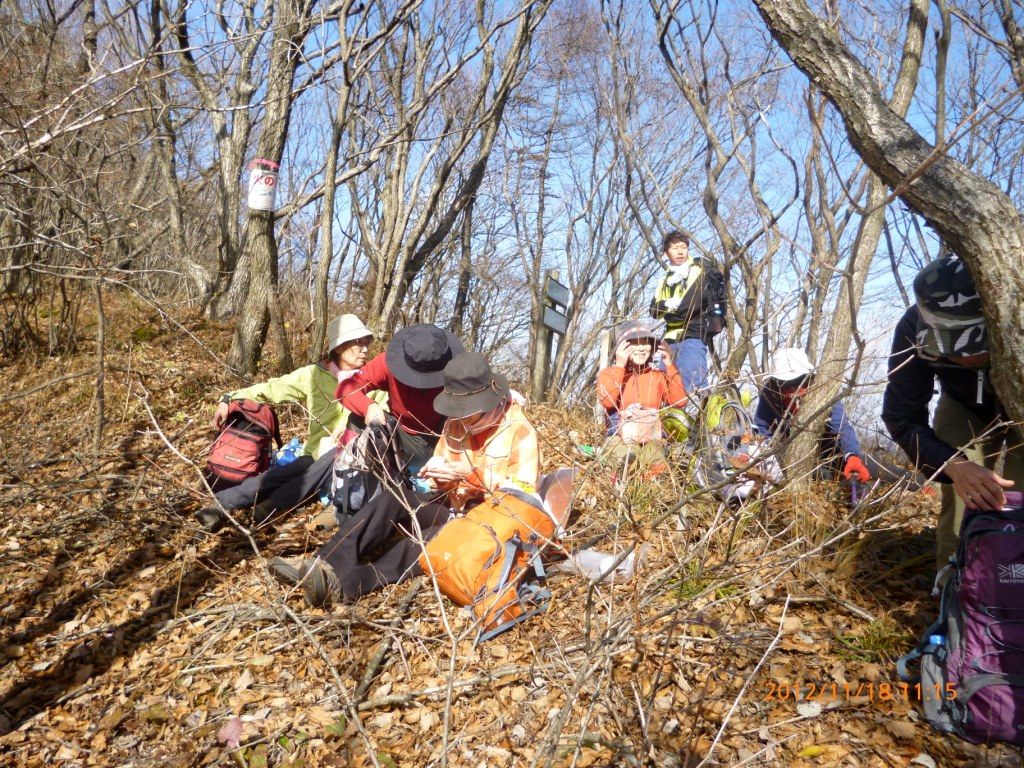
[474, 537, 552, 643]
[477, 583, 552, 643]
[897, 583, 952, 683]
[494, 536, 522, 589]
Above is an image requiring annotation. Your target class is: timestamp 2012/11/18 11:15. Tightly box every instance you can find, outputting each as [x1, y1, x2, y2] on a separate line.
[763, 681, 958, 703]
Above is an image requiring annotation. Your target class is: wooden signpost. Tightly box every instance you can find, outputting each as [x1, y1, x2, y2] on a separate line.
[531, 270, 569, 401]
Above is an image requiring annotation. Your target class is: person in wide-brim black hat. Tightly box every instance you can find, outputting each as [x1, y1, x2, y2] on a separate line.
[385, 324, 464, 388]
[421, 351, 539, 507]
[268, 351, 541, 608]
[433, 351, 511, 419]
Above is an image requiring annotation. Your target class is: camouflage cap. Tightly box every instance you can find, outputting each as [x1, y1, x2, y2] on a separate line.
[912, 256, 988, 358]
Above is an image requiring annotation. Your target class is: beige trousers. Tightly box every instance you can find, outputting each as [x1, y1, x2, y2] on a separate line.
[932, 393, 1024, 572]
[601, 437, 668, 471]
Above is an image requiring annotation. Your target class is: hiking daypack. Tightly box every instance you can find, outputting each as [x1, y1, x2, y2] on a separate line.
[419, 488, 558, 641]
[697, 257, 727, 337]
[331, 417, 410, 516]
[205, 400, 282, 490]
[897, 491, 1024, 746]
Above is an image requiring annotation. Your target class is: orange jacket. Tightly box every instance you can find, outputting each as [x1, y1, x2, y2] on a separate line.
[597, 362, 688, 418]
[431, 401, 540, 510]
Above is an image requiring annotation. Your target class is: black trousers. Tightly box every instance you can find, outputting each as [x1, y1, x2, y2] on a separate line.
[214, 448, 337, 514]
[316, 485, 450, 599]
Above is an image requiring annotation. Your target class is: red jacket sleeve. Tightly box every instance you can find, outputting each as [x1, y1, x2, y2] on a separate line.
[662, 361, 688, 408]
[597, 366, 627, 411]
[335, 353, 388, 417]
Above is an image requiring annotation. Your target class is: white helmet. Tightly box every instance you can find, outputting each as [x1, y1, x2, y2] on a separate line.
[767, 348, 815, 382]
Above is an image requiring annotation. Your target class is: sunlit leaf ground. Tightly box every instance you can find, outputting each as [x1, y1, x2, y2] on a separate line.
[0, 297, 1016, 767]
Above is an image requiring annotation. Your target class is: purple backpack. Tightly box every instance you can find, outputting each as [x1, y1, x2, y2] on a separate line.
[897, 491, 1024, 745]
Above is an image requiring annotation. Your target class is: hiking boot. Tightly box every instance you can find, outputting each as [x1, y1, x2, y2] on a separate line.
[267, 557, 303, 587]
[299, 560, 341, 608]
[194, 507, 226, 533]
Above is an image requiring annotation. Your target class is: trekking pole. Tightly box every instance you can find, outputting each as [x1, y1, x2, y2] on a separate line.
[849, 477, 865, 507]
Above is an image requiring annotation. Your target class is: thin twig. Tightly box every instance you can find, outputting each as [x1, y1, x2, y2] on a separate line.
[696, 595, 790, 768]
[356, 663, 560, 711]
[354, 579, 424, 702]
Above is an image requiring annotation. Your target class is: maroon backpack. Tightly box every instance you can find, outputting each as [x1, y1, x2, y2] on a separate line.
[205, 400, 282, 490]
[897, 491, 1024, 745]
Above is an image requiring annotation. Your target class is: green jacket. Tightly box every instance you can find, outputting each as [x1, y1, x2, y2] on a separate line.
[227, 364, 348, 460]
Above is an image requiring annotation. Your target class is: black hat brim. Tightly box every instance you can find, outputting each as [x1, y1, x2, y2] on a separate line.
[385, 326, 465, 388]
[434, 371, 510, 418]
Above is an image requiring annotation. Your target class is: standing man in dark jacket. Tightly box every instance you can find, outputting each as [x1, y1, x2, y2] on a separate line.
[882, 255, 1022, 571]
[649, 231, 726, 398]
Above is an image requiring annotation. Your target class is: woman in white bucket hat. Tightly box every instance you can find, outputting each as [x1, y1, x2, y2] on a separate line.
[753, 347, 870, 484]
[195, 313, 375, 532]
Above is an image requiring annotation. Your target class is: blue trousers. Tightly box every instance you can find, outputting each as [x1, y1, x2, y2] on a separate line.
[669, 337, 709, 398]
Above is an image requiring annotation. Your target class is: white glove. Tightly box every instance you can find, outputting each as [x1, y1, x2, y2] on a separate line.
[663, 296, 683, 312]
[665, 264, 690, 286]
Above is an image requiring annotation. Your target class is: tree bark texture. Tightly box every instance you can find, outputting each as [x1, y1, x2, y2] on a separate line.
[173, 0, 260, 318]
[781, 0, 927, 482]
[753, 0, 1024, 433]
[226, 0, 315, 375]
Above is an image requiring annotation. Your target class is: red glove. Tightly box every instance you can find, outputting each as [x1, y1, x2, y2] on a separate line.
[843, 455, 870, 482]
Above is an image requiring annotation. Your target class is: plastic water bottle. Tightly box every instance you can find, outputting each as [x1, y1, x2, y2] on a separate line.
[274, 437, 301, 467]
[409, 476, 433, 494]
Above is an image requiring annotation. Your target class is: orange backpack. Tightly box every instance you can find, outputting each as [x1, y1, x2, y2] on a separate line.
[419, 488, 558, 641]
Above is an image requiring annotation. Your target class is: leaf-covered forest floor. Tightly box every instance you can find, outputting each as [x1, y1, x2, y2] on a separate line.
[1, 294, 1021, 767]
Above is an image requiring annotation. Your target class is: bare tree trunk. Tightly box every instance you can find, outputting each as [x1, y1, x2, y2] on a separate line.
[228, 210, 276, 375]
[370, 0, 554, 335]
[756, 0, 1024, 445]
[151, 0, 214, 304]
[93, 279, 105, 455]
[311, 114, 344, 360]
[450, 197, 474, 339]
[226, 0, 315, 374]
[172, 0, 261, 318]
[267, 287, 293, 373]
[779, 0, 928, 484]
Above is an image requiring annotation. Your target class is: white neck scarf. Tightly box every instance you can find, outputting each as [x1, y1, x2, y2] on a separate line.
[327, 361, 360, 383]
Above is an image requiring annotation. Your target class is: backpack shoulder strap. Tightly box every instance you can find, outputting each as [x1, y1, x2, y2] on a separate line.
[477, 589, 551, 643]
[475, 536, 552, 643]
[232, 400, 283, 448]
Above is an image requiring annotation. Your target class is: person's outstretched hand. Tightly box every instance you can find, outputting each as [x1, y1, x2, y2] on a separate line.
[212, 401, 230, 431]
[945, 458, 1014, 510]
